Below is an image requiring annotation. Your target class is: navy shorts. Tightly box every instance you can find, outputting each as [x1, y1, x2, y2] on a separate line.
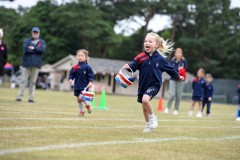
[137, 86, 159, 103]
[192, 96, 203, 101]
[74, 90, 83, 97]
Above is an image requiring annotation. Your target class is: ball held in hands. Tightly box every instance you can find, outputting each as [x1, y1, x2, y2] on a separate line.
[179, 75, 185, 81]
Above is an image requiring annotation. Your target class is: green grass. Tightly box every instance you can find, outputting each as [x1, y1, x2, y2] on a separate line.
[0, 87, 239, 160]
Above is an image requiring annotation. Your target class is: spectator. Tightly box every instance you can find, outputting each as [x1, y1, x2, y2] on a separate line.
[236, 84, 240, 121]
[16, 27, 46, 103]
[164, 48, 187, 115]
[0, 28, 8, 85]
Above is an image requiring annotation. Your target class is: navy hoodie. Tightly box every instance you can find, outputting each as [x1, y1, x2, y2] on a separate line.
[129, 50, 180, 95]
[68, 62, 94, 91]
[204, 83, 214, 99]
[192, 77, 206, 97]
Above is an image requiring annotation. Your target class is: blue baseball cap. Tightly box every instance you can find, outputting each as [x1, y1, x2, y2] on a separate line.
[32, 27, 40, 32]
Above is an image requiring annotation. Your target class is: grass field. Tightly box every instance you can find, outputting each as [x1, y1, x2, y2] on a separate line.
[0, 87, 240, 160]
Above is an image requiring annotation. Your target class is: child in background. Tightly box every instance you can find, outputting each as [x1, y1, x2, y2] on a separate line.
[68, 49, 94, 116]
[189, 68, 206, 118]
[236, 84, 240, 121]
[202, 74, 214, 117]
[124, 32, 185, 132]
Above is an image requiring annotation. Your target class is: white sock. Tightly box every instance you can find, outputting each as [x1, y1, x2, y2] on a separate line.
[78, 102, 84, 112]
[87, 101, 91, 106]
[149, 114, 155, 118]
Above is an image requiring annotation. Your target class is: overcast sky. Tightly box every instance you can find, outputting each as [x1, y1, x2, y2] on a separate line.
[1, 0, 239, 10]
[1, 0, 239, 35]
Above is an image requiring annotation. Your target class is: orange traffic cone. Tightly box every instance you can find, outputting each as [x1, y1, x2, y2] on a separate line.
[157, 97, 163, 112]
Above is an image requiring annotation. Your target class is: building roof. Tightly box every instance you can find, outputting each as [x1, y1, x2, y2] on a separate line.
[40, 64, 54, 72]
[49, 54, 194, 81]
[51, 55, 129, 74]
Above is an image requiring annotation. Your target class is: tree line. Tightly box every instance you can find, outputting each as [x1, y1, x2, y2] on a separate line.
[0, 0, 239, 78]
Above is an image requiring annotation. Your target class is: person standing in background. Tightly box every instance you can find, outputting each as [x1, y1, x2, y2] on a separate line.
[0, 28, 8, 85]
[164, 48, 187, 115]
[189, 68, 206, 118]
[16, 27, 46, 103]
[236, 84, 240, 121]
[202, 74, 214, 117]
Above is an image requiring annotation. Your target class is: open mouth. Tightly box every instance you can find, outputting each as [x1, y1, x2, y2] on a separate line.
[145, 45, 150, 50]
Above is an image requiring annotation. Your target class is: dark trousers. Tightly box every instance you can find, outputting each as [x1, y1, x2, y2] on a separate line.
[237, 104, 240, 117]
[202, 98, 212, 114]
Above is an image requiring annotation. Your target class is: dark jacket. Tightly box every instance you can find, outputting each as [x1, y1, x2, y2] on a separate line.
[68, 62, 94, 91]
[129, 50, 180, 95]
[170, 58, 187, 80]
[237, 84, 240, 104]
[0, 41, 7, 76]
[192, 77, 206, 97]
[22, 37, 46, 68]
[204, 83, 214, 98]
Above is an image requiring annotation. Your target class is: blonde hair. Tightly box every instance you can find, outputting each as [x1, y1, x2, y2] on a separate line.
[146, 32, 174, 56]
[206, 73, 213, 81]
[76, 49, 89, 60]
[198, 68, 205, 75]
[174, 48, 184, 58]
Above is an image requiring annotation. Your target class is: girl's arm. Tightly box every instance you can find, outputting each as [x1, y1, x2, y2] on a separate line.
[127, 59, 138, 72]
[192, 77, 198, 89]
[162, 57, 184, 80]
[68, 67, 75, 84]
[208, 85, 214, 101]
[124, 58, 138, 72]
[210, 84, 214, 98]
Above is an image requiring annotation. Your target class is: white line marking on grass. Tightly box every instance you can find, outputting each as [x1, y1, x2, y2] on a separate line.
[0, 117, 238, 124]
[0, 117, 144, 122]
[0, 136, 239, 156]
[0, 110, 138, 117]
[0, 125, 143, 131]
[0, 125, 239, 131]
[0, 111, 77, 116]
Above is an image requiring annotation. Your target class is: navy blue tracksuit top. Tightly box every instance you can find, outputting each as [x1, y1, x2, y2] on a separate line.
[129, 50, 180, 95]
[204, 83, 214, 98]
[68, 62, 94, 91]
[237, 85, 240, 104]
[170, 58, 188, 80]
[192, 77, 206, 97]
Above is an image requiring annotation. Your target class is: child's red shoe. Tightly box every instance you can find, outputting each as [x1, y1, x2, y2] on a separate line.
[86, 105, 92, 114]
[79, 111, 85, 116]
